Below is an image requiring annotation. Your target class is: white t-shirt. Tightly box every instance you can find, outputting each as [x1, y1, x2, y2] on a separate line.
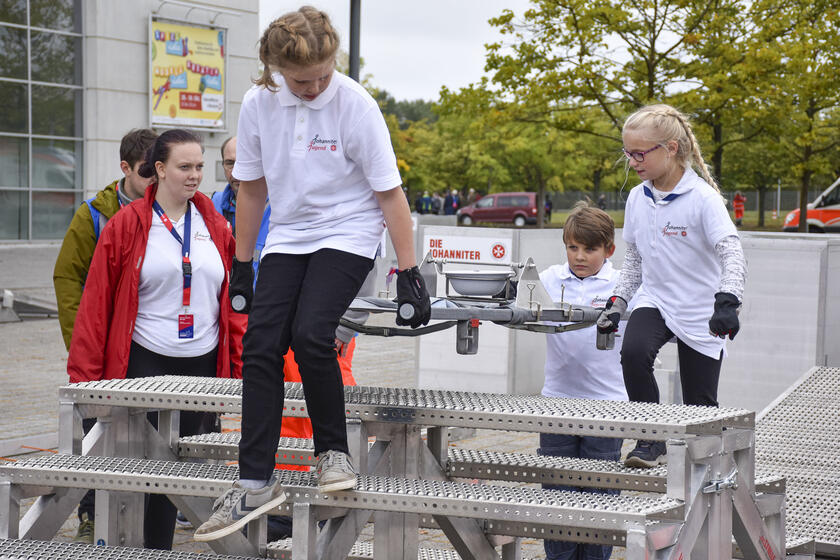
[539, 261, 628, 401]
[233, 71, 402, 259]
[623, 167, 737, 358]
[132, 204, 224, 357]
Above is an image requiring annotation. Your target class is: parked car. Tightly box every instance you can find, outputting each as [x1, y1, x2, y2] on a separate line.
[783, 177, 840, 233]
[457, 192, 540, 227]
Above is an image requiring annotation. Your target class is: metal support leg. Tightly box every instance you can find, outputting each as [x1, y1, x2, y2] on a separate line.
[426, 426, 449, 467]
[500, 537, 522, 560]
[0, 482, 19, 539]
[625, 524, 650, 560]
[94, 408, 149, 547]
[346, 418, 368, 474]
[317, 509, 372, 560]
[58, 401, 84, 455]
[374, 424, 420, 560]
[292, 501, 318, 560]
[19, 487, 88, 541]
[156, 410, 180, 456]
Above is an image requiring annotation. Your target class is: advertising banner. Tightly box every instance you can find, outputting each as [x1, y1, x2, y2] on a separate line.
[149, 17, 226, 129]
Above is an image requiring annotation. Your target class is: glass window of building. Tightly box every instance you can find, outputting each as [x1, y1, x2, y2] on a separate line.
[0, 0, 82, 240]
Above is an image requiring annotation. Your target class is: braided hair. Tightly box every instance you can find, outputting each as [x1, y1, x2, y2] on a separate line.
[623, 104, 719, 192]
[256, 6, 340, 91]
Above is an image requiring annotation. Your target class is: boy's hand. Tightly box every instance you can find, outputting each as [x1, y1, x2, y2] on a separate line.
[396, 266, 431, 328]
[596, 296, 627, 334]
[229, 257, 254, 314]
[708, 292, 740, 339]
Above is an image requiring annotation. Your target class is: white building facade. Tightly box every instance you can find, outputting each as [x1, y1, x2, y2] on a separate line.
[0, 0, 259, 240]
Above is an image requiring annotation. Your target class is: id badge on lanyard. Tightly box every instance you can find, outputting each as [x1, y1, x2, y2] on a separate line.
[153, 201, 195, 339]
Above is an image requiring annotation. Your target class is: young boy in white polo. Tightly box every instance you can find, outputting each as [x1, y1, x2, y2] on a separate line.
[538, 203, 626, 560]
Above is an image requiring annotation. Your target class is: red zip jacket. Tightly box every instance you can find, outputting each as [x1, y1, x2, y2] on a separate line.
[67, 185, 246, 383]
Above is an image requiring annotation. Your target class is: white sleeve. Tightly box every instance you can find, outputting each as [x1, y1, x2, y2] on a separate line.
[231, 89, 264, 182]
[702, 191, 738, 246]
[344, 106, 402, 192]
[622, 188, 639, 245]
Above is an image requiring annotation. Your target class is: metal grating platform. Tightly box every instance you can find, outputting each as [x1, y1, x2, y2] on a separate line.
[267, 538, 462, 560]
[175, 431, 785, 494]
[178, 433, 316, 464]
[62, 376, 754, 439]
[0, 537, 256, 559]
[756, 366, 840, 557]
[0, 454, 683, 530]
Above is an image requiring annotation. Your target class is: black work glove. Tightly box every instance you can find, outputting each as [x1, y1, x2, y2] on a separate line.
[229, 257, 254, 314]
[596, 296, 627, 334]
[708, 292, 740, 340]
[395, 266, 431, 328]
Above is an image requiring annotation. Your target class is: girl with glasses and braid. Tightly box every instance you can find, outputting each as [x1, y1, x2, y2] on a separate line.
[596, 104, 746, 468]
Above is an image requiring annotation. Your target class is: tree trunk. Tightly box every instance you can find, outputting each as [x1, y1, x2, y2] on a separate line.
[536, 167, 546, 229]
[712, 121, 723, 184]
[798, 146, 813, 232]
[592, 168, 602, 200]
[757, 187, 765, 227]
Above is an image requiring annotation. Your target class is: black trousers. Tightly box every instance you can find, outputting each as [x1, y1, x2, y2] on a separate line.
[125, 341, 218, 550]
[238, 250, 373, 481]
[621, 307, 722, 407]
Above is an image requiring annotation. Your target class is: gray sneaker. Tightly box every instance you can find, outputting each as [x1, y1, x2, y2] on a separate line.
[316, 450, 357, 492]
[193, 478, 286, 542]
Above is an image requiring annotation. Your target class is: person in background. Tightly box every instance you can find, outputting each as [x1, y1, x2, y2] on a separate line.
[430, 191, 443, 214]
[597, 104, 746, 468]
[466, 187, 479, 205]
[597, 193, 607, 211]
[211, 136, 241, 233]
[544, 195, 553, 222]
[194, 6, 429, 542]
[67, 129, 245, 549]
[539, 202, 627, 560]
[443, 188, 459, 215]
[52, 127, 158, 543]
[733, 190, 746, 227]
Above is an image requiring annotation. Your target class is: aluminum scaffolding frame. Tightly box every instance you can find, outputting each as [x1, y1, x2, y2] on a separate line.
[0, 376, 814, 559]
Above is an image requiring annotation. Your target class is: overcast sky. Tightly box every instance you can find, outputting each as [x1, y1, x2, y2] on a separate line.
[258, 0, 533, 101]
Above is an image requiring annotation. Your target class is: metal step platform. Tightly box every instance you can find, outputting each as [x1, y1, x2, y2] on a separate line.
[267, 538, 462, 560]
[0, 537, 256, 559]
[63, 376, 754, 439]
[0, 453, 684, 530]
[755, 366, 840, 557]
[177, 432, 786, 494]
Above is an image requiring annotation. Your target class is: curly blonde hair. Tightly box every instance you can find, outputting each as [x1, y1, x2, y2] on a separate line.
[256, 6, 340, 91]
[623, 104, 719, 192]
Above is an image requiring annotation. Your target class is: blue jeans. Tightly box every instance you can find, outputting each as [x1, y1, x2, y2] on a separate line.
[538, 433, 623, 560]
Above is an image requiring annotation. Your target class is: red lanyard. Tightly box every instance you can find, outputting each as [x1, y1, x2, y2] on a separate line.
[152, 201, 192, 308]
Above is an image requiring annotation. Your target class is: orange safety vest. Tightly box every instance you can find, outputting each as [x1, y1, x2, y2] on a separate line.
[276, 338, 358, 471]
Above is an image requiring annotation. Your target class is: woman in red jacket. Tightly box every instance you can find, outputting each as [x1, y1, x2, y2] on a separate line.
[67, 129, 245, 550]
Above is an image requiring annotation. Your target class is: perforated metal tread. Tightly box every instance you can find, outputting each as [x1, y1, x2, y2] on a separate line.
[178, 433, 316, 464]
[0, 537, 257, 559]
[62, 376, 753, 438]
[0, 454, 683, 528]
[175, 432, 784, 494]
[756, 366, 840, 556]
[267, 538, 461, 560]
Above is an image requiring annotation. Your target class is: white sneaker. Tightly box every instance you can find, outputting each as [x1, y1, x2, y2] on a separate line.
[315, 450, 357, 492]
[194, 478, 286, 542]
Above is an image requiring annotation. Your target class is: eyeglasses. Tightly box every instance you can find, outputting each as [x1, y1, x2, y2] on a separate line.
[622, 145, 661, 162]
[222, 159, 235, 169]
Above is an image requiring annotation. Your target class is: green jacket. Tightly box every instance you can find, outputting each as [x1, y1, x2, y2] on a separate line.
[53, 180, 123, 351]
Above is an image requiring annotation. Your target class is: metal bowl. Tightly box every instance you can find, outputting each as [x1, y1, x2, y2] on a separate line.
[445, 270, 513, 297]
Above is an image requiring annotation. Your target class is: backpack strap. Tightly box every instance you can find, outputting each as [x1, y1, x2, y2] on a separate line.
[84, 198, 107, 242]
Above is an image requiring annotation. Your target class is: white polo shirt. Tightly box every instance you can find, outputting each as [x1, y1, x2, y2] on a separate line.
[133, 205, 224, 357]
[539, 261, 628, 401]
[233, 71, 401, 259]
[623, 167, 737, 358]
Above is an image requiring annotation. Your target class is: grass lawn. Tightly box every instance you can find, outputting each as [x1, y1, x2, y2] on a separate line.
[547, 209, 786, 232]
